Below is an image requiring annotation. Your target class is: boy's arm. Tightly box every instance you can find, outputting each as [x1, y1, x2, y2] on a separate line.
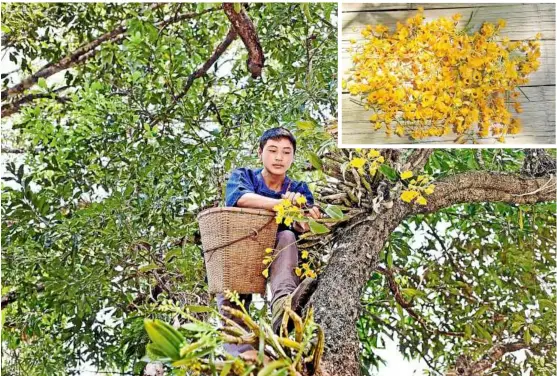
[236, 193, 282, 211]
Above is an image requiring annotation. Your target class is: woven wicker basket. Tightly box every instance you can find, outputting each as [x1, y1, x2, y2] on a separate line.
[197, 207, 278, 294]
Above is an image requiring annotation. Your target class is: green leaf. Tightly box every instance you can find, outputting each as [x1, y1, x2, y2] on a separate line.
[396, 302, 404, 319]
[233, 3, 242, 13]
[324, 205, 343, 220]
[183, 305, 214, 313]
[38, 77, 47, 89]
[307, 152, 322, 170]
[90, 81, 102, 91]
[144, 319, 181, 360]
[387, 250, 393, 268]
[308, 218, 329, 234]
[401, 288, 423, 299]
[139, 263, 159, 273]
[511, 320, 524, 333]
[474, 305, 489, 318]
[220, 362, 233, 376]
[296, 120, 315, 130]
[379, 165, 398, 182]
[524, 328, 531, 345]
[164, 249, 182, 262]
[474, 323, 492, 343]
[302, 3, 313, 22]
[530, 324, 542, 335]
[464, 323, 472, 339]
[182, 322, 213, 332]
[539, 299, 555, 311]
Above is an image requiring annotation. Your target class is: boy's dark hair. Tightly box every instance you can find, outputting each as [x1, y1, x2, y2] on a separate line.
[258, 127, 297, 153]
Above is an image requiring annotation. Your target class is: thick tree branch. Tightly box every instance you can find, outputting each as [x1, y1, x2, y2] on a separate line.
[413, 172, 555, 215]
[223, 3, 265, 78]
[402, 149, 434, 171]
[2, 27, 125, 101]
[448, 342, 528, 375]
[2, 86, 70, 117]
[473, 342, 528, 373]
[1, 284, 44, 309]
[1, 6, 219, 111]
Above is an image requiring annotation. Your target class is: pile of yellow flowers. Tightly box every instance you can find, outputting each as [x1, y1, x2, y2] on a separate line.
[400, 170, 435, 205]
[344, 8, 541, 142]
[349, 148, 385, 175]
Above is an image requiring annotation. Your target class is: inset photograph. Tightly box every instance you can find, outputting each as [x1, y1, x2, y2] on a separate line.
[341, 3, 556, 145]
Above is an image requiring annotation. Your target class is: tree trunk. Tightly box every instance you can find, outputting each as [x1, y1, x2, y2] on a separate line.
[311, 207, 408, 376]
[310, 170, 554, 376]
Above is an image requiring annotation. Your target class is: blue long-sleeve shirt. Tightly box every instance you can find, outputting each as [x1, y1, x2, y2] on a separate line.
[225, 167, 314, 233]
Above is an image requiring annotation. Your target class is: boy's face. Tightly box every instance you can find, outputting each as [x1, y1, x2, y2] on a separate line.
[258, 137, 294, 176]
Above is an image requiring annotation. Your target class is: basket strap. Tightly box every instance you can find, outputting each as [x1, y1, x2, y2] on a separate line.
[203, 216, 275, 255]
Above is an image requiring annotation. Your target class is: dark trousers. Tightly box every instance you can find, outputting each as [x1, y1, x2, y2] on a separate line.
[215, 230, 300, 355]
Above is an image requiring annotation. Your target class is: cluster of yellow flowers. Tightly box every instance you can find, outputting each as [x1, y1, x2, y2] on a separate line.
[262, 240, 317, 280]
[273, 197, 307, 226]
[344, 8, 541, 142]
[349, 148, 385, 176]
[262, 197, 318, 279]
[400, 170, 435, 205]
[295, 257, 317, 279]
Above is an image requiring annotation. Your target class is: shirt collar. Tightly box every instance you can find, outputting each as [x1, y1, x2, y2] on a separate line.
[256, 168, 291, 194]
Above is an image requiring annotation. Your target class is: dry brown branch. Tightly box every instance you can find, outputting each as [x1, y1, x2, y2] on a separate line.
[223, 3, 265, 78]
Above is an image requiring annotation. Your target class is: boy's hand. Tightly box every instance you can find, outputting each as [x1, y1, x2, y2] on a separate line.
[293, 205, 321, 233]
[281, 191, 303, 205]
[306, 206, 321, 220]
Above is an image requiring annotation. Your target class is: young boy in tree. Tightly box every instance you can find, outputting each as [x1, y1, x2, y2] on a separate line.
[216, 127, 320, 357]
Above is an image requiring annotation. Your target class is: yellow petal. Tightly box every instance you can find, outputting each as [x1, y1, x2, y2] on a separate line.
[295, 196, 307, 205]
[416, 196, 427, 205]
[400, 170, 413, 180]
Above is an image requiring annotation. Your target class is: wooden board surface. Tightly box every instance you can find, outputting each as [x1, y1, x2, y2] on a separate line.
[340, 3, 556, 145]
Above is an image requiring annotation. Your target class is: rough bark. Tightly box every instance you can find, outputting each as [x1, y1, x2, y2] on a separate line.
[416, 172, 556, 215]
[446, 342, 528, 375]
[223, 3, 265, 78]
[313, 167, 555, 376]
[311, 206, 408, 376]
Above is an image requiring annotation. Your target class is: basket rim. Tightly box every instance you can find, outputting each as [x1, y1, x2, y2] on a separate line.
[197, 206, 276, 220]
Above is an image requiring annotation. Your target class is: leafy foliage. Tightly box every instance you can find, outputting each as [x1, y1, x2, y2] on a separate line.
[1, 3, 337, 375]
[359, 149, 556, 375]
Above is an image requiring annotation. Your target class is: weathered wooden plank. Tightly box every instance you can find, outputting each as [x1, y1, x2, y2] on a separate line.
[340, 39, 556, 88]
[343, 3, 505, 12]
[341, 87, 556, 145]
[341, 119, 557, 145]
[341, 4, 556, 41]
[342, 130, 556, 145]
